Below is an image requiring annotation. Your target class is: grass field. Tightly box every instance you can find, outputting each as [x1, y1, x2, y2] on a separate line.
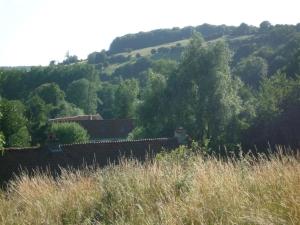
[0, 147, 299, 225]
[101, 34, 255, 75]
[103, 39, 191, 75]
[116, 39, 191, 58]
[114, 34, 253, 59]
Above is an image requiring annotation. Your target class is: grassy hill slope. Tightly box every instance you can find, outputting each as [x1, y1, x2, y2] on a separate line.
[102, 34, 255, 76]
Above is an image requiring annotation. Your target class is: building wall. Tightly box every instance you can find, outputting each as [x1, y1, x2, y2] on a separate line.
[0, 138, 178, 184]
[77, 119, 134, 139]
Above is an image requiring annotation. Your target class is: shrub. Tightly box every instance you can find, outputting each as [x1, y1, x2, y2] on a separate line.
[150, 48, 157, 54]
[49, 122, 89, 144]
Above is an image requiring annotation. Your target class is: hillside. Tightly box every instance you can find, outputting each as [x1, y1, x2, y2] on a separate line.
[108, 24, 239, 54]
[0, 22, 300, 150]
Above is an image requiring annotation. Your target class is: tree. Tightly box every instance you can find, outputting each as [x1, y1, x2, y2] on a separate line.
[26, 90, 85, 145]
[97, 83, 117, 119]
[136, 71, 168, 137]
[114, 79, 139, 118]
[259, 21, 272, 32]
[49, 60, 56, 66]
[234, 56, 268, 89]
[33, 83, 65, 105]
[256, 73, 293, 122]
[0, 101, 5, 150]
[150, 48, 157, 54]
[190, 40, 242, 143]
[66, 78, 99, 114]
[62, 52, 79, 65]
[9, 127, 31, 147]
[285, 48, 300, 77]
[87, 50, 107, 64]
[54, 102, 84, 117]
[153, 34, 242, 145]
[233, 23, 257, 36]
[26, 95, 50, 145]
[244, 73, 300, 148]
[0, 69, 25, 99]
[0, 100, 31, 147]
[49, 122, 89, 144]
[152, 59, 177, 77]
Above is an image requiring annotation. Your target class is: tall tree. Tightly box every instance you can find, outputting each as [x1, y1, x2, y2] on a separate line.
[155, 34, 242, 144]
[114, 79, 139, 118]
[66, 78, 99, 114]
[97, 83, 117, 119]
[136, 71, 169, 137]
[33, 83, 65, 105]
[26, 95, 49, 145]
[0, 100, 31, 147]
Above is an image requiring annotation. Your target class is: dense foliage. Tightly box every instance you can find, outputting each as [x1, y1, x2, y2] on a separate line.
[0, 21, 300, 150]
[109, 23, 240, 54]
[49, 122, 89, 144]
[0, 99, 30, 147]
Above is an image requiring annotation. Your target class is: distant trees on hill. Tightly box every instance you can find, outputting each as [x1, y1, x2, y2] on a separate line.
[109, 23, 253, 54]
[109, 27, 193, 54]
[1, 22, 300, 150]
[87, 50, 107, 64]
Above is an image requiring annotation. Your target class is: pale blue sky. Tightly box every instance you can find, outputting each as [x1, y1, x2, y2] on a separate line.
[0, 0, 299, 66]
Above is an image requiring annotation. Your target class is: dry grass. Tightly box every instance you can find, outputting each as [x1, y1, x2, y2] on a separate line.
[0, 149, 299, 225]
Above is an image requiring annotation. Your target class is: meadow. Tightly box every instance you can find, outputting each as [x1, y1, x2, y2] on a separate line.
[0, 147, 299, 225]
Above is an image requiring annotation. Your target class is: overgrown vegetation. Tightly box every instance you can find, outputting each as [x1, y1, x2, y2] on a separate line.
[0, 147, 299, 224]
[49, 122, 90, 144]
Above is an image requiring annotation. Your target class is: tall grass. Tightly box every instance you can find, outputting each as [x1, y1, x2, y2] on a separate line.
[0, 148, 299, 225]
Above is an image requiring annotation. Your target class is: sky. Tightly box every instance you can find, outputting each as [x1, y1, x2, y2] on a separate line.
[0, 0, 299, 66]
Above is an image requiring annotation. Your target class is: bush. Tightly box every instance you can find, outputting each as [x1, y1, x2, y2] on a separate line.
[9, 127, 31, 147]
[157, 47, 169, 54]
[49, 122, 89, 144]
[150, 48, 157, 54]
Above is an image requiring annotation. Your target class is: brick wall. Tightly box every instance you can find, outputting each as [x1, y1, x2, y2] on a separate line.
[0, 138, 178, 183]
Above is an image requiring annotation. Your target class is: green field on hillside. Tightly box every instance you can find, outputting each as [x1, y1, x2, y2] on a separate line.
[117, 39, 191, 57]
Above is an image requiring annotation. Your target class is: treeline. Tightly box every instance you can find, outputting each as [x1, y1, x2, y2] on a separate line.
[109, 23, 264, 54]
[0, 64, 98, 146]
[0, 63, 141, 147]
[135, 35, 300, 150]
[1, 22, 300, 151]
